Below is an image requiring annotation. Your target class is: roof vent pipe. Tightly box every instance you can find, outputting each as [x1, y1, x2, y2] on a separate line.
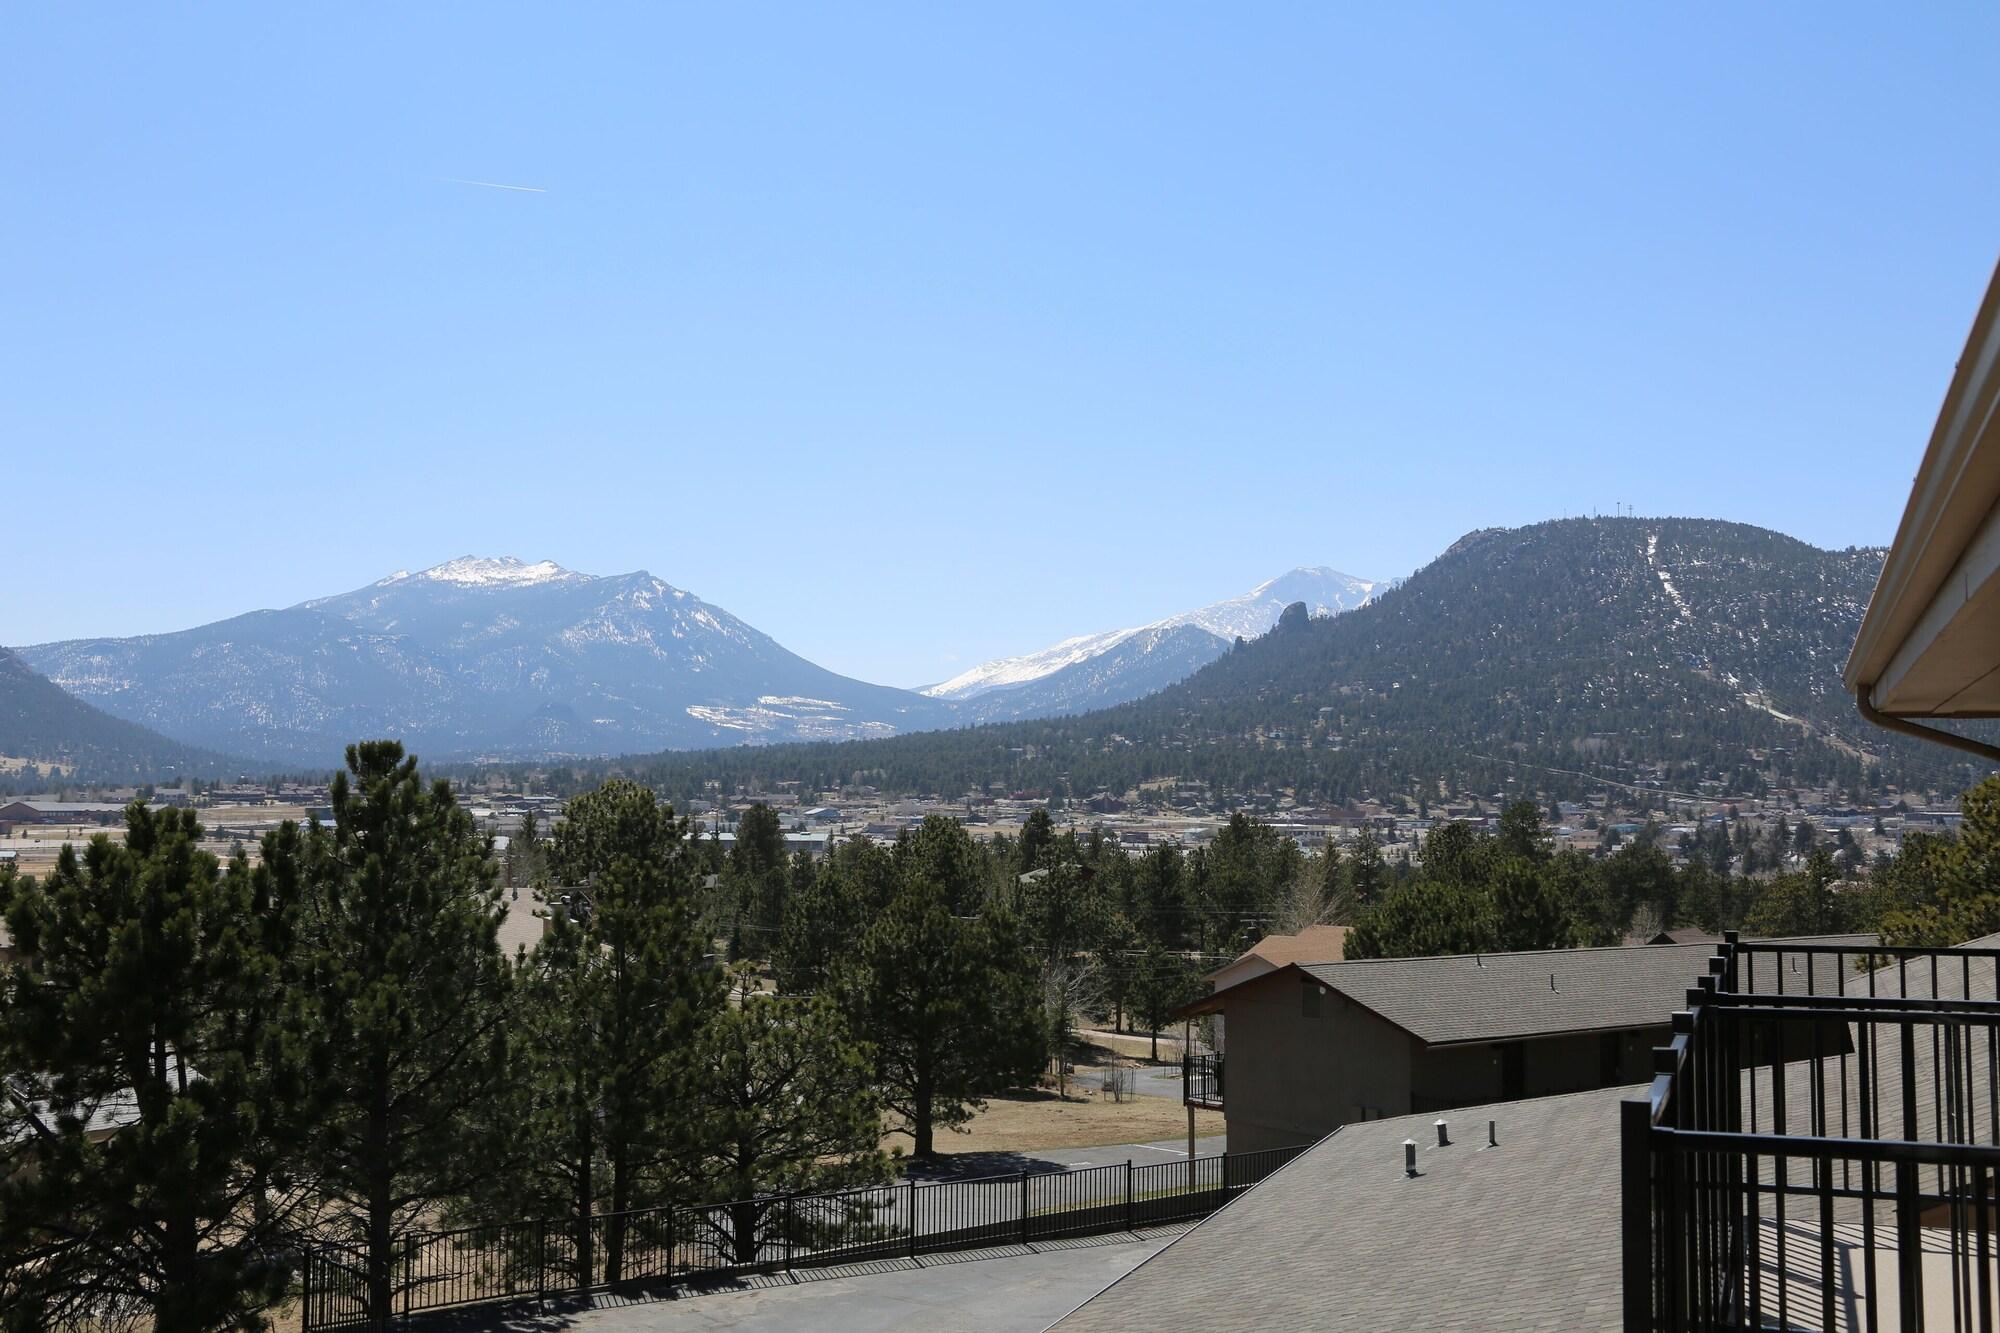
[1550, 973, 1559, 992]
[1435, 1118, 1450, 1147]
[1404, 1138, 1418, 1177]
[1488, 1119, 1498, 1147]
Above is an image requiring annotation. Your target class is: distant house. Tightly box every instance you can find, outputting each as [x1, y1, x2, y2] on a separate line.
[1203, 924, 1350, 994]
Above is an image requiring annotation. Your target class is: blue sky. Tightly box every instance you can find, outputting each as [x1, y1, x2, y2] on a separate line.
[4, 6, 1995, 688]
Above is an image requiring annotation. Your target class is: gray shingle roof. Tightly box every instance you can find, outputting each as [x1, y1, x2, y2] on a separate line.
[1295, 934, 1877, 1047]
[1050, 1084, 1638, 1332]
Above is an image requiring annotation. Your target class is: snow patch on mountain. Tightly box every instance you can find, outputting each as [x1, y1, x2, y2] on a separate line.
[385, 556, 587, 589]
[922, 628, 1141, 699]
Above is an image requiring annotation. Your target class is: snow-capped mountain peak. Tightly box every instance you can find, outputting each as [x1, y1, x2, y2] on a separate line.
[386, 555, 588, 588]
[921, 628, 1140, 699]
[27, 556, 951, 766]
[922, 566, 1378, 709]
[1163, 566, 1380, 642]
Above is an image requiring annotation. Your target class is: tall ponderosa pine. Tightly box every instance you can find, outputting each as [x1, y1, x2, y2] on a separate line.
[728, 802, 789, 946]
[841, 879, 1041, 1157]
[774, 836, 885, 995]
[685, 990, 889, 1262]
[0, 805, 313, 1332]
[1130, 941, 1198, 1061]
[894, 814, 992, 915]
[300, 742, 514, 1323]
[498, 779, 719, 1284]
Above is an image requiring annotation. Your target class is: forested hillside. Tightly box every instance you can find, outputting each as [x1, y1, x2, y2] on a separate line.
[0, 649, 238, 784]
[605, 518, 1990, 805]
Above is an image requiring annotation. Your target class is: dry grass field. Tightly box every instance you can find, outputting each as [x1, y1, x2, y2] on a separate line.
[908, 1087, 1223, 1156]
[882, 1034, 1219, 1157]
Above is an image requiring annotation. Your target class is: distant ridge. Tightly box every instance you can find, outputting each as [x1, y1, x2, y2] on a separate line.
[0, 648, 240, 783]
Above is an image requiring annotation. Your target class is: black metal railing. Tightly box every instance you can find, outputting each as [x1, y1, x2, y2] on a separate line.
[1184, 1052, 1225, 1109]
[1624, 931, 2000, 1330]
[301, 1141, 1305, 1329]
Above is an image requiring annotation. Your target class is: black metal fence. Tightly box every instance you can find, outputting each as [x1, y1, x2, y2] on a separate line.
[1623, 932, 2000, 1330]
[302, 1142, 1306, 1329]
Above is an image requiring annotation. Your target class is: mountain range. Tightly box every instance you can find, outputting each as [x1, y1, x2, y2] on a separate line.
[9, 558, 1368, 771]
[13, 558, 952, 768]
[17, 520, 1976, 803]
[926, 567, 1378, 721]
[608, 517, 1990, 804]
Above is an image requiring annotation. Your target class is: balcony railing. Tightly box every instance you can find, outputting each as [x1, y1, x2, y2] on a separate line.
[1184, 1052, 1224, 1109]
[1623, 932, 2000, 1330]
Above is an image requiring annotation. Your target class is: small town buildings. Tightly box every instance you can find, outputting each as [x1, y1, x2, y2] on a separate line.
[0, 800, 127, 830]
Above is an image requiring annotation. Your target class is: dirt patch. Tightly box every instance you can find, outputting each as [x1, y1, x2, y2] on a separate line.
[1075, 1028, 1187, 1064]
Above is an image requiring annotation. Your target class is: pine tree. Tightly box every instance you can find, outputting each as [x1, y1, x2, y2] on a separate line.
[1018, 859, 1110, 960]
[893, 814, 992, 915]
[0, 804, 313, 1332]
[1019, 807, 1055, 873]
[1129, 941, 1197, 1061]
[839, 880, 1041, 1157]
[684, 990, 889, 1262]
[774, 839, 876, 995]
[300, 742, 515, 1323]
[506, 805, 543, 889]
[1490, 856, 1573, 951]
[1342, 828, 1387, 909]
[728, 802, 789, 949]
[505, 779, 724, 1283]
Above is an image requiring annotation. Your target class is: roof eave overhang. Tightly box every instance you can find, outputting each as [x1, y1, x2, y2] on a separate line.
[1846, 258, 2000, 721]
[1421, 1019, 1677, 1050]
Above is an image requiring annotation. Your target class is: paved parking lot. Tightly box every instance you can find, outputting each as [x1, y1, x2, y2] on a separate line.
[437, 1230, 1182, 1333]
[414, 1137, 1225, 1333]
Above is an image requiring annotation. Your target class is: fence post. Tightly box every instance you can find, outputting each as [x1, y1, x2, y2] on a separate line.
[1020, 1170, 1030, 1246]
[1125, 1160, 1134, 1232]
[784, 1194, 795, 1275]
[908, 1180, 919, 1259]
[301, 1246, 312, 1332]
[402, 1235, 414, 1325]
[1620, 1096, 1653, 1330]
[535, 1218, 546, 1306]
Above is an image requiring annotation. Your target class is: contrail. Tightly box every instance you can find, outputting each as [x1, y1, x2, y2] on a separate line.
[437, 177, 546, 194]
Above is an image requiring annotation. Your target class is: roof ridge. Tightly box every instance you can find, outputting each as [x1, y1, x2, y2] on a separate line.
[1305, 941, 1714, 970]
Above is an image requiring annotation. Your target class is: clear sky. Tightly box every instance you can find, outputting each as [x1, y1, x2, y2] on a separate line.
[4, 6, 1996, 688]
